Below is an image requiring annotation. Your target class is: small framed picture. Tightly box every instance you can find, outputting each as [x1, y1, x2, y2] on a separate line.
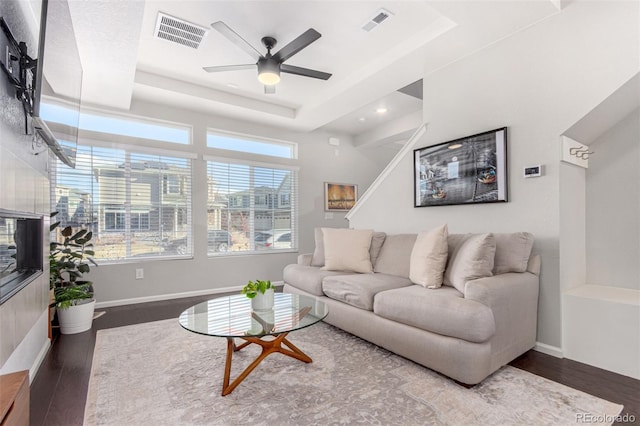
[324, 182, 358, 211]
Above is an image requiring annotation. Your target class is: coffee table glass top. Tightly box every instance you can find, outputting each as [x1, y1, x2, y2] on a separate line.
[178, 293, 328, 338]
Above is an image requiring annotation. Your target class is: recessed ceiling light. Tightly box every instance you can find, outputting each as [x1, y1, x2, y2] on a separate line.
[358, 117, 366, 122]
[376, 107, 387, 114]
[226, 83, 239, 89]
[448, 143, 462, 150]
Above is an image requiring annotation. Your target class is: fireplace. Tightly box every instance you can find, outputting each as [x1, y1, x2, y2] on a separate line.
[0, 209, 44, 304]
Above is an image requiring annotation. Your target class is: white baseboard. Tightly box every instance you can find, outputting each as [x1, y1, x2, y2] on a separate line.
[0, 310, 51, 383]
[30, 337, 51, 384]
[95, 281, 285, 309]
[534, 342, 564, 358]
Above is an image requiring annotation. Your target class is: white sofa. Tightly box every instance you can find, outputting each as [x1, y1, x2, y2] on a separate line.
[283, 230, 540, 385]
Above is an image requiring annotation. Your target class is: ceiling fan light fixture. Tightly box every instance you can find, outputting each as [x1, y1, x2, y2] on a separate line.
[258, 71, 280, 85]
[257, 58, 281, 85]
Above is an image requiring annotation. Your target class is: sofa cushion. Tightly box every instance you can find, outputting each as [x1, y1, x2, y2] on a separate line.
[444, 233, 496, 293]
[493, 232, 534, 274]
[409, 224, 449, 288]
[373, 234, 417, 278]
[373, 285, 496, 343]
[322, 273, 412, 311]
[311, 228, 386, 268]
[283, 264, 355, 296]
[322, 228, 373, 273]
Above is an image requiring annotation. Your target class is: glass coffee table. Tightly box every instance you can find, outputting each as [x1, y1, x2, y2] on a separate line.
[178, 293, 328, 396]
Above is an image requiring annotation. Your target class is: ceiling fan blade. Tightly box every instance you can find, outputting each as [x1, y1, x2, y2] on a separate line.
[281, 64, 332, 80]
[272, 29, 321, 63]
[211, 21, 262, 61]
[203, 64, 255, 73]
[264, 85, 276, 95]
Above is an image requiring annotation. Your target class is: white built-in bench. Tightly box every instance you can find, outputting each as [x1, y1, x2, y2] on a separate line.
[563, 285, 640, 379]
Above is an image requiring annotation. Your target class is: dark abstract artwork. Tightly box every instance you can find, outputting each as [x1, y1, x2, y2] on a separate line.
[414, 128, 508, 207]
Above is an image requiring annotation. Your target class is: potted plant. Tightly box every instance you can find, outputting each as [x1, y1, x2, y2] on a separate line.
[50, 212, 98, 334]
[241, 279, 274, 311]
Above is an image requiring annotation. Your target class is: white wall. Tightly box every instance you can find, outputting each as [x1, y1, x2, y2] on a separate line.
[88, 100, 395, 304]
[348, 1, 639, 349]
[559, 161, 586, 294]
[586, 110, 640, 289]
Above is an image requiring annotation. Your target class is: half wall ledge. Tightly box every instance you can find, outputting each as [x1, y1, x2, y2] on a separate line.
[563, 284, 640, 380]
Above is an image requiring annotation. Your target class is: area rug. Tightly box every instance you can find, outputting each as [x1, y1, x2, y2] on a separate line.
[84, 319, 622, 425]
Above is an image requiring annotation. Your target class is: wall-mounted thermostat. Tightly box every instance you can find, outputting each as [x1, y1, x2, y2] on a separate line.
[524, 165, 543, 178]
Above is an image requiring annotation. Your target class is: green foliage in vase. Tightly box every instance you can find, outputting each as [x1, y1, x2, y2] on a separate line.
[49, 212, 98, 309]
[240, 279, 273, 299]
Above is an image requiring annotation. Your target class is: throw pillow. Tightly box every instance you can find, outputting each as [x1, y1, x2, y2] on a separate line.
[443, 233, 496, 293]
[369, 232, 387, 267]
[322, 228, 374, 273]
[373, 234, 418, 278]
[409, 224, 449, 288]
[311, 228, 325, 267]
[493, 232, 535, 274]
[312, 228, 385, 268]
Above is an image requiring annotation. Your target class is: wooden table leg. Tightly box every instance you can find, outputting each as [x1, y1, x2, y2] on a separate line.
[281, 337, 312, 363]
[220, 332, 314, 396]
[222, 338, 234, 392]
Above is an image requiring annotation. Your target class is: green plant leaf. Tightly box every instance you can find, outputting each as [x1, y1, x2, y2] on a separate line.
[71, 229, 88, 240]
[241, 279, 272, 298]
[61, 226, 73, 237]
[54, 283, 93, 308]
[50, 215, 98, 292]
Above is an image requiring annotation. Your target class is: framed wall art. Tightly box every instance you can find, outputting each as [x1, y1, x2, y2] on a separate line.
[324, 182, 358, 211]
[414, 127, 508, 207]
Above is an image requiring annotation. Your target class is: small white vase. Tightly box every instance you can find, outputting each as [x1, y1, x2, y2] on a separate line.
[58, 299, 96, 334]
[251, 288, 274, 311]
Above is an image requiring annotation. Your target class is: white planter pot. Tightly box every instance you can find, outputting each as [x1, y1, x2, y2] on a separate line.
[251, 289, 274, 311]
[58, 299, 96, 334]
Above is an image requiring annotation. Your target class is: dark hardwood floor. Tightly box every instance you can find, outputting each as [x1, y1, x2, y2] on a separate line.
[31, 295, 639, 425]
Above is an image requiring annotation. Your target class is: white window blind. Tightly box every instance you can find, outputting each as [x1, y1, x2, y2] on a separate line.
[50, 145, 192, 261]
[206, 158, 297, 255]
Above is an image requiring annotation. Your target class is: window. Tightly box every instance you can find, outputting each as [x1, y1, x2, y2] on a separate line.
[104, 211, 125, 230]
[41, 102, 191, 144]
[205, 157, 297, 255]
[104, 211, 150, 231]
[207, 130, 296, 159]
[50, 145, 193, 261]
[163, 175, 182, 195]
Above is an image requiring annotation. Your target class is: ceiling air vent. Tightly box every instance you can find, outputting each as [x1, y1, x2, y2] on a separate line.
[155, 13, 208, 49]
[361, 8, 394, 32]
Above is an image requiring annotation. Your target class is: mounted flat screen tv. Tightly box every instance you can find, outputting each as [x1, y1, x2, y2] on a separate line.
[414, 127, 508, 207]
[32, 0, 82, 168]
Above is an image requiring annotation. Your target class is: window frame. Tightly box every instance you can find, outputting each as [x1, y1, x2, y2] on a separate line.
[204, 155, 299, 257]
[206, 128, 298, 160]
[49, 140, 196, 264]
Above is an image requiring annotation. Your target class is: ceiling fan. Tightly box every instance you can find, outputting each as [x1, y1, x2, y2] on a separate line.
[203, 21, 332, 94]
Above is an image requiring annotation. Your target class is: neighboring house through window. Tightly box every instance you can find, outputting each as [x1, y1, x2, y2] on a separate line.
[205, 128, 298, 255]
[49, 108, 194, 261]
